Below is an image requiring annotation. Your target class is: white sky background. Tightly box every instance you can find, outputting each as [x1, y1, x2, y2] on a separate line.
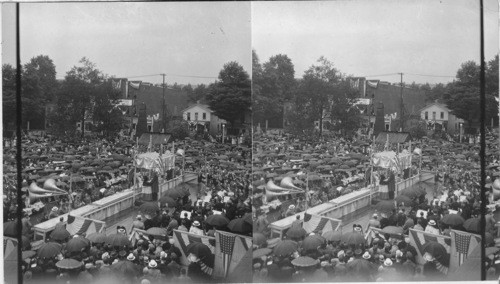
[252, 0, 499, 85]
[2, 2, 251, 85]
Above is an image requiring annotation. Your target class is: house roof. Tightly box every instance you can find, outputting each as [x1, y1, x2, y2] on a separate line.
[418, 102, 450, 113]
[374, 131, 411, 144]
[181, 103, 212, 113]
[138, 133, 172, 146]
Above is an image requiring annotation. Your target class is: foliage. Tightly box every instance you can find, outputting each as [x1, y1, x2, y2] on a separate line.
[206, 61, 251, 126]
[170, 119, 190, 140]
[254, 53, 296, 128]
[444, 57, 498, 132]
[327, 79, 364, 136]
[2, 64, 17, 130]
[405, 118, 427, 139]
[49, 57, 124, 139]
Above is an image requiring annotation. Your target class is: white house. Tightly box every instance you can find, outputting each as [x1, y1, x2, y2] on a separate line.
[420, 102, 464, 135]
[182, 103, 226, 137]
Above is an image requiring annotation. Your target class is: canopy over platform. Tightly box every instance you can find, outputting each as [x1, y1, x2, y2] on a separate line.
[135, 152, 175, 171]
[138, 133, 172, 146]
[374, 131, 411, 144]
[372, 150, 412, 172]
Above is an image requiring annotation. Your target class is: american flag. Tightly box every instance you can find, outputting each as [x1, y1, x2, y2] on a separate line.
[303, 213, 341, 234]
[453, 231, 471, 266]
[219, 232, 236, 277]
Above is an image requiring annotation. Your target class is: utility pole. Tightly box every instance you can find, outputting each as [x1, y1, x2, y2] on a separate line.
[162, 74, 166, 133]
[400, 72, 404, 132]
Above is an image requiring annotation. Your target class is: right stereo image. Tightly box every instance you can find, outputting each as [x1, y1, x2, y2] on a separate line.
[251, 0, 498, 282]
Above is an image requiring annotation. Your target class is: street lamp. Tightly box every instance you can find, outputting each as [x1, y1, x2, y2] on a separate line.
[222, 123, 225, 144]
[459, 123, 463, 143]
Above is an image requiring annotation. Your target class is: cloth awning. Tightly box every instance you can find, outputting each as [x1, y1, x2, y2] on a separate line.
[138, 133, 171, 146]
[135, 152, 175, 170]
[374, 132, 411, 144]
[372, 151, 412, 172]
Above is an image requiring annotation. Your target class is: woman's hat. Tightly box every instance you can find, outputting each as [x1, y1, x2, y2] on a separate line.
[193, 221, 201, 227]
[362, 251, 371, 260]
[127, 253, 135, 261]
[384, 258, 393, 266]
[149, 260, 157, 268]
[428, 220, 436, 226]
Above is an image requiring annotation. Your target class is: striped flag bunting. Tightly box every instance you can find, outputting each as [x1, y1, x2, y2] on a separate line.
[4, 237, 18, 261]
[213, 230, 252, 279]
[409, 228, 451, 266]
[449, 229, 481, 272]
[173, 229, 216, 273]
[66, 215, 105, 236]
[303, 212, 341, 234]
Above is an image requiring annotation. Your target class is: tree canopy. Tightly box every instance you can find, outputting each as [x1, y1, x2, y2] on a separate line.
[206, 61, 251, 126]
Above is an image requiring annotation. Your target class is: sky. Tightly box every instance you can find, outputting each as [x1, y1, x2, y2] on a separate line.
[2, 2, 251, 85]
[252, 0, 499, 85]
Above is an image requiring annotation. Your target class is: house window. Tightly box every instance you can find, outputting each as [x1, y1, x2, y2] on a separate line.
[425, 111, 428, 120]
[432, 112, 436, 120]
[203, 113, 206, 120]
[440, 112, 444, 119]
[195, 112, 198, 121]
[187, 113, 191, 121]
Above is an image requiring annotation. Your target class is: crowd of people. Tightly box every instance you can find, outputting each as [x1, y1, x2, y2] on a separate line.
[10, 133, 253, 283]
[252, 129, 497, 281]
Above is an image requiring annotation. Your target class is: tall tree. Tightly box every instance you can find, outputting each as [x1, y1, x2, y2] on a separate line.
[444, 58, 498, 132]
[2, 64, 17, 130]
[91, 81, 125, 138]
[22, 55, 58, 129]
[206, 61, 251, 126]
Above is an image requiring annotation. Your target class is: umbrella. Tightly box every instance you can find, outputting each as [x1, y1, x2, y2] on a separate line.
[395, 195, 413, 206]
[400, 187, 426, 198]
[322, 230, 342, 242]
[345, 258, 375, 275]
[253, 248, 272, 259]
[228, 218, 252, 234]
[146, 227, 168, 237]
[341, 232, 365, 245]
[273, 240, 298, 257]
[159, 196, 176, 207]
[165, 187, 189, 199]
[206, 214, 230, 227]
[87, 232, 107, 244]
[441, 214, 465, 226]
[65, 236, 90, 253]
[105, 234, 130, 247]
[463, 218, 480, 233]
[375, 200, 395, 212]
[291, 256, 319, 267]
[56, 258, 83, 270]
[111, 260, 141, 276]
[37, 242, 62, 258]
[286, 226, 307, 239]
[139, 202, 159, 215]
[50, 228, 71, 241]
[242, 213, 253, 225]
[485, 247, 500, 256]
[186, 242, 212, 261]
[3, 221, 17, 238]
[422, 241, 448, 262]
[22, 250, 36, 260]
[381, 226, 404, 235]
[302, 235, 326, 251]
[253, 233, 267, 247]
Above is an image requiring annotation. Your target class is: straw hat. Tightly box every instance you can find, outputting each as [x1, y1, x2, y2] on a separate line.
[127, 253, 135, 261]
[384, 258, 393, 266]
[149, 260, 157, 268]
[52, 207, 58, 212]
[362, 251, 371, 260]
[428, 220, 436, 226]
[193, 221, 201, 227]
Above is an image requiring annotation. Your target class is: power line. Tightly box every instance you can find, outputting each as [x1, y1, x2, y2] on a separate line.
[121, 73, 218, 80]
[404, 72, 455, 78]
